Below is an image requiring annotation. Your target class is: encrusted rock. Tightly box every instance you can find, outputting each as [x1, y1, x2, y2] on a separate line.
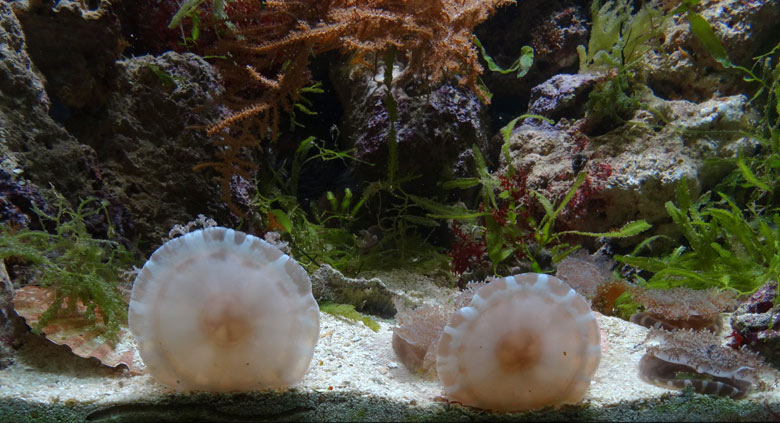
[332, 62, 492, 195]
[1, 0, 135, 245]
[65, 52, 227, 252]
[310, 265, 396, 318]
[2, 0, 229, 253]
[501, 89, 757, 237]
[11, 0, 122, 109]
[0, 262, 21, 369]
[527, 73, 605, 121]
[473, 2, 589, 113]
[643, 0, 780, 101]
[730, 282, 780, 368]
[0, 167, 52, 230]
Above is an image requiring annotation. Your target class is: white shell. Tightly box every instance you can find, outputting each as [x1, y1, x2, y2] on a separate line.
[129, 227, 320, 391]
[436, 273, 601, 412]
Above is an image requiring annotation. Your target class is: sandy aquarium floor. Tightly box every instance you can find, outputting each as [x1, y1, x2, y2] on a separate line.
[2, 309, 780, 421]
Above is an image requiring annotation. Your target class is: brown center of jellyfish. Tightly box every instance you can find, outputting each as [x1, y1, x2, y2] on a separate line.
[199, 296, 252, 348]
[495, 329, 541, 373]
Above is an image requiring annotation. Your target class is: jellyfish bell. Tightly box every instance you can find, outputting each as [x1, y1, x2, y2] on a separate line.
[436, 273, 601, 412]
[128, 227, 319, 391]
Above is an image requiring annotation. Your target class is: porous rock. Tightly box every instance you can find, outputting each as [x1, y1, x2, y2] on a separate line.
[11, 0, 122, 109]
[527, 73, 605, 121]
[0, 1, 102, 207]
[66, 52, 227, 252]
[643, 0, 780, 101]
[331, 61, 492, 195]
[501, 88, 757, 238]
[0, 262, 23, 370]
[730, 282, 780, 369]
[310, 265, 396, 318]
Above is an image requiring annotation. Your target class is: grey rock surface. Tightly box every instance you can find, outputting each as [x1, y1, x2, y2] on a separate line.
[731, 282, 780, 369]
[331, 61, 493, 194]
[311, 264, 397, 318]
[527, 73, 604, 121]
[502, 90, 756, 237]
[0, 0, 101, 206]
[2, 0, 229, 252]
[11, 0, 122, 109]
[643, 0, 780, 101]
[67, 52, 228, 252]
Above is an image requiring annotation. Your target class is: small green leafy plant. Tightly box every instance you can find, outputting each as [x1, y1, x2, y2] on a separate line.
[472, 35, 534, 103]
[417, 116, 650, 274]
[615, 178, 780, 296]
[168, 0, 235, 48]
[721, 41, 780, 206]
[281, 51, 451, 276]
[252, 135, 450, 277]
[577, 0, 666, 130]
[251, 137, 362, 272]
[577, 0, 663, 73]
[0, 193, 137, 342]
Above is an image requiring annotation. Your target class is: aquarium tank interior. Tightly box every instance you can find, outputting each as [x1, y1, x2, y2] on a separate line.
[2, 0, 780, 421]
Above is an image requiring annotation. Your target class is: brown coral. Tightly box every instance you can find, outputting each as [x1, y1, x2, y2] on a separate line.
[555, 248, 615, 298]
[208, 0, 513, 137]
[639, 329, 777, 399]
[629, 287, 736, 332]
[390, 281, 482, 377]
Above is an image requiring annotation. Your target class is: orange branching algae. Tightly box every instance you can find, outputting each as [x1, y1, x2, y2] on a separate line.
[197, 0, 514, 212]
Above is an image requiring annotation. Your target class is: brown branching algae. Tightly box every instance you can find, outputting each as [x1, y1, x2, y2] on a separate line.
[640, 329, 778, 399]
[128, 227, 319, 391]
[436, 273, 601, 412]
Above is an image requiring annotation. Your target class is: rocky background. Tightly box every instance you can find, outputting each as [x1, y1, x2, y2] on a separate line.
[2, 0, 778, 255]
